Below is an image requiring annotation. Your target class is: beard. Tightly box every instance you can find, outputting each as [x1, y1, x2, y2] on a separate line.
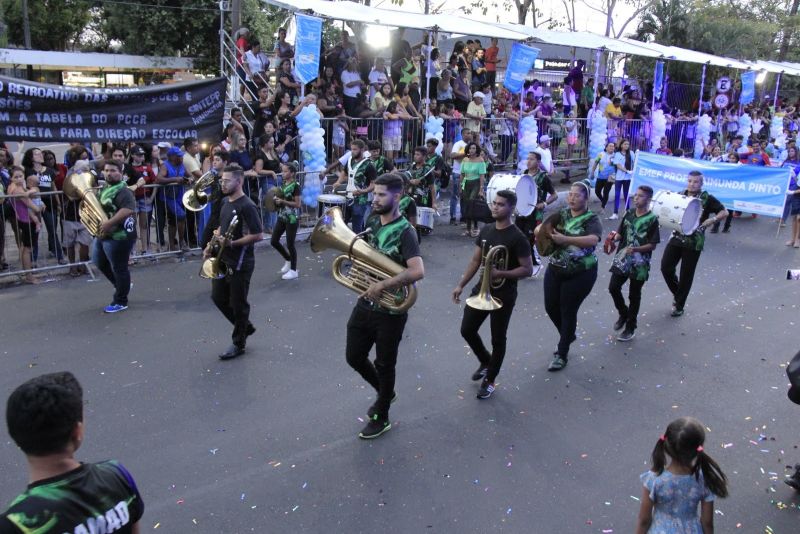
[371, 200, 394, 215]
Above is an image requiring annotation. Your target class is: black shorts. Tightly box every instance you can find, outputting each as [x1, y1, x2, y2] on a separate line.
[15, 220, 35, 248]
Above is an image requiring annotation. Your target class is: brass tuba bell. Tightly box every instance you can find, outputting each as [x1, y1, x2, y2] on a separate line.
[182, 171, 217, 212]
[310, 207, 417, 313]
[63, 171, 109, 237]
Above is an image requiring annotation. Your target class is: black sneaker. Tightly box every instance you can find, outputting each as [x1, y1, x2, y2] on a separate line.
[246, 324, 256, 337]
[722, 227, 730, 233]
[476, 379, 495, 399]
[613, 316, 626, 331]
[785, 464, 800, 490]
[367, 392, 398, 419]
[471, 365, 488, 381]
[548, 355, 567, 371]
[219, 344, 245, 360]
[670, 307, 684, 317]
[617, 328, 635, 342]
[358, 414, 391, 439]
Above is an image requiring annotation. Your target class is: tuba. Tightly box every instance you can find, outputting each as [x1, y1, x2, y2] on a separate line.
[63, 171, 109, 237]
[310, 207, 417, 313]
[182, 172, 217, 212]
[465, 241, 508, 311]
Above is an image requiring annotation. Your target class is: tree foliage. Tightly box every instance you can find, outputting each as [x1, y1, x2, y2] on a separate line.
[0, 0, 92, 50]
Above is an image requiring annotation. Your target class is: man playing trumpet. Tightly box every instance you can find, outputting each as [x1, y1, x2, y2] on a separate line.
[345, 173, 424, 439]
[452, 190, 532, 399]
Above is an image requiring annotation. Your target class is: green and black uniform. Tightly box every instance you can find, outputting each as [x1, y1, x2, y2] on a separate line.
[370, 155, 394, 176]
[346, 214, 420, 420]
[515, 171, 556, 264]
[659, 189, 725, 311]
[271, 180, 301, 271]
[408, 163, 434, 208]
[544, 208, 602, 358]
[399, 194, 418, 222]
[0, 461, 144, 533]
[347, 157, 376, 234]
[93, 182, 137, 307]
[608, 208, 660, 331]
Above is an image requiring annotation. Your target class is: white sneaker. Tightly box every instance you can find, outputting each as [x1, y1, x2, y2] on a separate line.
[280, 261, 291, 274]
[281, 269, 298, 280]
[608, 213, 619, 220]
[531, 264, 542, 278]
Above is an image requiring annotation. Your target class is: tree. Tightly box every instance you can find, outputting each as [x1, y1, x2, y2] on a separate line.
[465, 0, 551, 26]
[0, 0, 91, 50]
[581, 0, 656, 38]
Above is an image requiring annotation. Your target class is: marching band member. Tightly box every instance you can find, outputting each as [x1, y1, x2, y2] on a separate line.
[659, 171, 728, 317]
[453, 190, 532, 399]
[515, 151, 558, 277]
[271, 161, 302, 280]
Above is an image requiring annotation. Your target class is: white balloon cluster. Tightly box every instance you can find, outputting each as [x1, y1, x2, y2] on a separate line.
[517, 116, 538, 173]
[650, 110, 667, 152]
[296, 105, 325, 207]
[693, 114, 711, 159]
[424, 116, 444, 155]
[770, 113, 788, 163]
[587, 110, 608, 175]
[738, 113, 752, 144]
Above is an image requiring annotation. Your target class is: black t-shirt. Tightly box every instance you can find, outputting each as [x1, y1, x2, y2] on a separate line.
[25, 166, 57, 209]
[472, 223, 531, 299]
[667, 190, 725, 251]
[218, 194, 263, 271]
[0, 461, 144, 534]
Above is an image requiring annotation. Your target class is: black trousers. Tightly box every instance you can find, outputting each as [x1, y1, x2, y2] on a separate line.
[543, 266, 597, 358]
[660, 242, 701, 310]
[346, 303, 408, 419]
[271, 219, 298, 270]
[460, 294, 516, 382]
[608, 272, 645, 330]
[595, 179, 612, 208]
[211, 266, 254, 349]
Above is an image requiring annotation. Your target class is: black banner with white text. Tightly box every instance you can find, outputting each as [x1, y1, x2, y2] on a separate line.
[0, 76, 227, 144]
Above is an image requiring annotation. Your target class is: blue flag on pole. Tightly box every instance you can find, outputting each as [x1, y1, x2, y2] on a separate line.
[740, 70, 756, 105]
[293, 14, 323, 85]
[653, 61, 664, 99]
[503, 43, 541, 95]
[631, 152, 790, 217]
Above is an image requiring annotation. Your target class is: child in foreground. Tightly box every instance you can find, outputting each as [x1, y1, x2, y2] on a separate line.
[0, 372, 144, 533]
[636, 417, 728, 534]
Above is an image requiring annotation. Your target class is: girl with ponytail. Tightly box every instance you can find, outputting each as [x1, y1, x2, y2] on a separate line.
[636, 417, 728, 534]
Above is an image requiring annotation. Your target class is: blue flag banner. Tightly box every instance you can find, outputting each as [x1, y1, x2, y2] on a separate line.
[653, 61, 664, 100]
[503, 43, 540, 95]
[740, 70, 756, 105]
[293, 14, 323, 85]
[631, 152, 790, 217]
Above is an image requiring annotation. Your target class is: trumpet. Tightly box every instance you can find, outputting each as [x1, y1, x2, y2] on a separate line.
[310, 207, 417, 313]
[200, 214, 238, 279]
[182, 171, 217, 212]
[466, 241, 508, 311]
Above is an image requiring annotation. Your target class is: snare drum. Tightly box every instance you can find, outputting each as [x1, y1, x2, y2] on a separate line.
[486, 174, 538, 217]
[318, 194, 347, 211]
[650, 190, 702, 234]
[417, 207, 436, 231]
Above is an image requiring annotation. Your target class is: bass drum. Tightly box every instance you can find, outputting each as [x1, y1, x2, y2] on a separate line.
[485, 174, 538, 217]
[650, 190, 702, 234]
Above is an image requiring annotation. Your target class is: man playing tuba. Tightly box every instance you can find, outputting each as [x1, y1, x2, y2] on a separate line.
[345, 173, 424, 439]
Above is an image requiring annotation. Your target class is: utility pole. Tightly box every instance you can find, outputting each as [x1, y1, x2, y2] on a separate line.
[231, 0, 241, 37]
[22, 0, 33, 80]
[424, 0, 430, 14]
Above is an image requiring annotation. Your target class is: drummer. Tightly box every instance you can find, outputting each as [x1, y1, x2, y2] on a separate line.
[659, 171, 728, 317]
[515, 151, 558, 278]
[367, 140, 395, 175]
[397, 173, 418, 229]
[408, 147, 436, 209]
[329, 139, 377, 233]
[425, 138, 445, 193]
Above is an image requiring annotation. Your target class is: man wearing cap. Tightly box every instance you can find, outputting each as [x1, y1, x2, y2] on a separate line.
[155, 146, 191, 252]
[466, 92, 487, 139]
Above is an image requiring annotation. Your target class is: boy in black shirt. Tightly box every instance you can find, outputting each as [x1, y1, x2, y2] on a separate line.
[206, 164, 264, 360]
[1, 372, 144, 533]
[453, 190, 533, 399]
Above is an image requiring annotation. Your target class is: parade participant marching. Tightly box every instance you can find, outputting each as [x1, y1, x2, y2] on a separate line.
[535, 180, 602, 371]
[271, 161, 302, 280]
[605, 185, 660, 342]
[453, 190, 532, 399]
[398, 173, 418, 228]
[367, 140, 395, 175]
[93, 160, 137, 313]
[344, 173, 424, 439]
[408, 146, 436, 209]
[206, 164, 263, 360]
[515, 151, 558, 277]
[659, 171, 728, 317]
[330, 139, 376, 233]
[199, 150, 228, 250]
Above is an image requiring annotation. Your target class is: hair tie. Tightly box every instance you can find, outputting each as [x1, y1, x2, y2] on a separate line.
[659, 435, 666, 442]
[696, 446, 704, 453]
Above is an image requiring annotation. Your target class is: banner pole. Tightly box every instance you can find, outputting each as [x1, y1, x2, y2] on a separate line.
[592, 48, 601, 111]
[424, 28, 435, 119]
[773, 72, 782, 109]
[698, 62, 707, 115]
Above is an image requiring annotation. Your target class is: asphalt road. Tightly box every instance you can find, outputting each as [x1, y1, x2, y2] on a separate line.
[1, 205, 799, 533]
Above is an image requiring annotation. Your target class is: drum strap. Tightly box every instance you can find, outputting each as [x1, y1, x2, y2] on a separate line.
[347, 157, 369, 192]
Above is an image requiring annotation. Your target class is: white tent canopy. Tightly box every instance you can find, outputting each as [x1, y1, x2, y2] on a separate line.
[261, 0, 529, 40]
